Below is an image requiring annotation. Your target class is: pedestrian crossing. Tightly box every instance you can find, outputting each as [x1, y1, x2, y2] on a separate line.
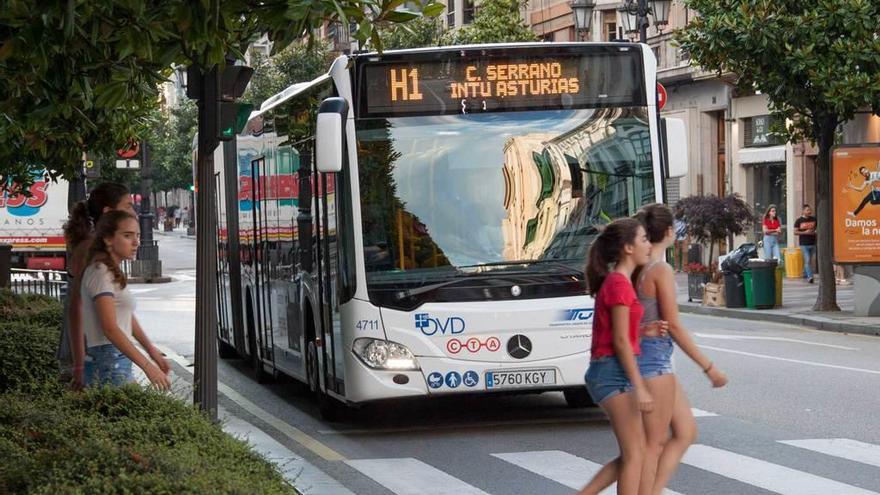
[341, 439, 880, 495]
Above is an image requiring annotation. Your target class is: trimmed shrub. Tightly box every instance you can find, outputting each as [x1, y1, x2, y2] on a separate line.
[0, 291, 299, 495]
[0, 290, 63, 394]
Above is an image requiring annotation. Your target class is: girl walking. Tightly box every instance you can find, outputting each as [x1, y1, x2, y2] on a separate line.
[580, 204, 728, 495]
[579, 218, 653, 495]
[61, 183, 135, 389]
[762, 204, 782, 261]
[80, 210, 170, 389]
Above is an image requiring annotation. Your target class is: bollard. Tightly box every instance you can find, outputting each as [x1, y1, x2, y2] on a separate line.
[0, 244, 11, 288]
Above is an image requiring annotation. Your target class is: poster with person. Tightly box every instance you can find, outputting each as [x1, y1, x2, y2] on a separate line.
[833, 145, 880, 263]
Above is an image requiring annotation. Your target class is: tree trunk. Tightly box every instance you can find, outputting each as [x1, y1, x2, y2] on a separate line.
[813, 114, 840, 311]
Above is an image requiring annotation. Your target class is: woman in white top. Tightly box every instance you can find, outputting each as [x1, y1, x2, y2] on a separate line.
[80, 210, 170, 389]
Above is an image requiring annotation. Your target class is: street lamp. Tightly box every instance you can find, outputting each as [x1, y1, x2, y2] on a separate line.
[618, 0, 671, 43]
[569, 0, 596, 41]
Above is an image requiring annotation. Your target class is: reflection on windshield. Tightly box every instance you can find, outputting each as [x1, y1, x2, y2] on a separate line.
[357, 107, 655, 278]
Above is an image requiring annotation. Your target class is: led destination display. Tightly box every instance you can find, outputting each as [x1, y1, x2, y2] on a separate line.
[360, 48, 646, 117]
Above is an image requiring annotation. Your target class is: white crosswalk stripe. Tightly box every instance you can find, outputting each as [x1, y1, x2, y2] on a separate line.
[345, 458, 490, 495]
[492, 450, 684, 494]
[780, 438, 880, 469]
[682, 444, 880, 495]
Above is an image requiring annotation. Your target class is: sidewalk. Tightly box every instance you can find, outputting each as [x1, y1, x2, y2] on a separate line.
[676, 272, 879, 337]
[152, 225, 196, 240]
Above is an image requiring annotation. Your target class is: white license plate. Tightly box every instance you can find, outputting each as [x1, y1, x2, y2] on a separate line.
[485, 369, 556, 390]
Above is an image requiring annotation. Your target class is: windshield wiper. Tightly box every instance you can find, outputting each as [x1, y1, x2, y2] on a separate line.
[457, 259, 580, 273]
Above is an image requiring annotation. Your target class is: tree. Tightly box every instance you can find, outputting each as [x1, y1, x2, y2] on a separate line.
[442, 0, 538, 45]
[380, 15, 445, 49]
[677, 0, 880, 311]
[0, 0, 444, 190]
[677, 194, 754, 272]
[243, 42, 336, 109]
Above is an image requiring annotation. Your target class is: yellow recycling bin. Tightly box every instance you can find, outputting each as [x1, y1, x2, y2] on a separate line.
[784, 247, 803, 279]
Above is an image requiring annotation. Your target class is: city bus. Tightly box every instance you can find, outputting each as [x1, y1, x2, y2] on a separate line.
[208, 42, 687, 417]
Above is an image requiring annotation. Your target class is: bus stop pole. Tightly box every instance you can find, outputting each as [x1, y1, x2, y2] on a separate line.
[193, 66, 220, 420]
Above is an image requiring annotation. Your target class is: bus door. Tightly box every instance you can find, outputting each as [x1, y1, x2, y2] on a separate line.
[314, 167, 344, 396]
[214, 171, 234, 345]
[250, 157, 275, 363]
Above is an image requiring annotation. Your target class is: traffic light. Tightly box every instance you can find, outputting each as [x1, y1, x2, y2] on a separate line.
[218, 65, 254, 142]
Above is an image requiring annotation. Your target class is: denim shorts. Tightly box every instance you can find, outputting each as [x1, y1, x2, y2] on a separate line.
[84, 344, 134, 387]
[585, 356, 634, 404]
[639, 336, 674, 379]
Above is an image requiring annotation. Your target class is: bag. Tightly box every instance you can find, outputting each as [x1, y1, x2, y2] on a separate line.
[720, 243, 758, 274]
[702, 282, 726, 307]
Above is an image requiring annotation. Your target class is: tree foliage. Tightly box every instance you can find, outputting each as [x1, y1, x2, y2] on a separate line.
[443, 0, 538, 45]
[0, 0, 443, 190]
[380, 16, 446, 49]
[243, 42, 336, 109]
[677, 0, 880, 310]
[677, 194, 754, 268]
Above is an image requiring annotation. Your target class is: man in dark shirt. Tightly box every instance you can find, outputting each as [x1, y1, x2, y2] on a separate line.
[794, 204, 817, 283]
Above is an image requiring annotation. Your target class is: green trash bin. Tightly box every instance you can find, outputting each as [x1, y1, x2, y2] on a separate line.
[748, 259, 778, 309]
[743, 270, 754, 308]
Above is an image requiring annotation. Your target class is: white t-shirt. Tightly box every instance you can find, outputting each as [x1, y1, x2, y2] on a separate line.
[80, 262, 136, 348]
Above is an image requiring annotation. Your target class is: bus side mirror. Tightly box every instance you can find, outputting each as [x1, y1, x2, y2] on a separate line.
[662, 117, 688, 178]
[316, 97, 349, 173]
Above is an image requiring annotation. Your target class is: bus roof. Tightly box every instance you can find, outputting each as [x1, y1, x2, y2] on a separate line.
[348, 41, 643, 59]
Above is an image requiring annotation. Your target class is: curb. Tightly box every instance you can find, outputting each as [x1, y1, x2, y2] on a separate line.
[678, 304, 880, 337]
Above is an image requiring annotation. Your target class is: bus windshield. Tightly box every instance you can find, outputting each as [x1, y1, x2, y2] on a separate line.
[356, 106, 656, 294]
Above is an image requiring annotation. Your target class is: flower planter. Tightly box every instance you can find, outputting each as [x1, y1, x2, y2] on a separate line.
[687, 272, 710, 302]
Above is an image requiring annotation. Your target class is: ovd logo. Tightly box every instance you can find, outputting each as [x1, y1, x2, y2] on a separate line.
[415, 313, 466, 336]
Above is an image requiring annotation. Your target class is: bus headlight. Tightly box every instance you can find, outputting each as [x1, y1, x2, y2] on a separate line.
[352, 338, 420, 371]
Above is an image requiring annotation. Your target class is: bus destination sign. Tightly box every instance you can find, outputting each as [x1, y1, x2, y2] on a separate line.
[361, 49, 645, 117]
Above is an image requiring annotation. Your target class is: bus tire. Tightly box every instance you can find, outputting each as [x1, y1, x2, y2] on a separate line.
[218, 338, 237, 359]
[563, 387, 596, 408]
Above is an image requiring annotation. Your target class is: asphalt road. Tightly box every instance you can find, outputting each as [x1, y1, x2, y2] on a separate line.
[138, 232, 880, 495]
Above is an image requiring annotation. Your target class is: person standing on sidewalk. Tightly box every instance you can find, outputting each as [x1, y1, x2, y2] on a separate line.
[673, 207, 688, 272]
[61, 182, 135, 389]
[762, 205, 782, 261]
[579, 218, 653, 495]
[80, 211, 170, 389]
[794, 204, 817, 283]
[580, 205, 728, 495]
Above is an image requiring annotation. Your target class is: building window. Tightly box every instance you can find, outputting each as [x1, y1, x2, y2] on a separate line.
[743, 115, 782, 147]
[750, 162, 787, 244]
[463, 0, 474, 24]
[602, 11, 617, 42]
[447, 0, 455, 26]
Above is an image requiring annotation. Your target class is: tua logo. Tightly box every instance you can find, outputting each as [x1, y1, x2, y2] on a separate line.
[415, 313, 466, 336]
[561, 308, 594, 322]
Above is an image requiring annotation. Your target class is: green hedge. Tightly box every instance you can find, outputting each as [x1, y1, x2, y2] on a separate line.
[0, 290, 298, 495]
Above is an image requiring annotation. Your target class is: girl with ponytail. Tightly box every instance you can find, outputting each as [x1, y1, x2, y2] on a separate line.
[79, 211, 170, 389]
[578, 218, 652, 495]
[60, 183, 134, 389]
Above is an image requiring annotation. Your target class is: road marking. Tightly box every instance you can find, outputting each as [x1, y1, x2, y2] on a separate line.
[780, 438, 880, 469]
[682, 444, 880, 495]
[157, 344, 346, 461]
[221, 407, 354, 495]
[345, 458, 489, 495]
[492, 450, 682, 495]
[699, 345, 880, 375]
[693, 333, 859, 350]
[691, 408, 718, 417]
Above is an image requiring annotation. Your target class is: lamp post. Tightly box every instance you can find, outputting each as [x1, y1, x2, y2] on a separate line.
[617, 0, 671, 43]
[569, 0, 595, 41]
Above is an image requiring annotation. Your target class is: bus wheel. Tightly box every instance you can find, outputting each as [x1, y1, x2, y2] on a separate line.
[563, 388, 596, 408]
[218, 339, 237, 359]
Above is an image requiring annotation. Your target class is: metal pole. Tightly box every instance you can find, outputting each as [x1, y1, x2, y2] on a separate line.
[194, 66, 219, 420]
[134, 142, 162, 280]
[0, 244, 11, 288]
[639, 0, 648, 43]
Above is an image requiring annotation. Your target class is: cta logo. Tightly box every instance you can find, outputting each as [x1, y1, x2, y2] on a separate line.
[415, 313, 466, 336]
[446, 336, 501, 354]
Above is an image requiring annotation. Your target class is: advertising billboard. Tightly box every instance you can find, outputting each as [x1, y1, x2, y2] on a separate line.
[0, 175, 68, 251]
[832, 145, 880, 263]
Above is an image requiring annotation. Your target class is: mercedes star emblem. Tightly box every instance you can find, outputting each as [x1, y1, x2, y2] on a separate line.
[507, 334, 532, 359]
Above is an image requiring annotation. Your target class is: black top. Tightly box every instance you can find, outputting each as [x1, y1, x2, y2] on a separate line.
[794, 216, 817, 246]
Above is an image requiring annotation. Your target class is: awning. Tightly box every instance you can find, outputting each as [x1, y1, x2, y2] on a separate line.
[739, 146, 786, 165]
